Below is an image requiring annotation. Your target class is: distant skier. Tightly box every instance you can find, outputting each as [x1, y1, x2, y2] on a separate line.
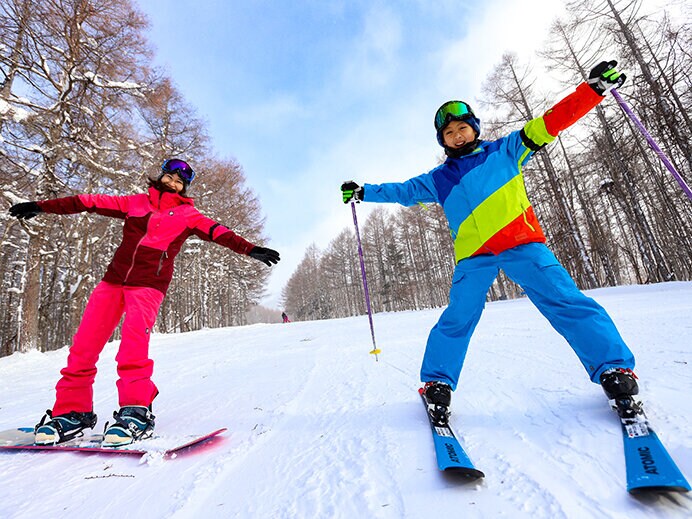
[9, 158, 280, 446]
[282, 312, 291, 323]
[341, 60, 639, 426]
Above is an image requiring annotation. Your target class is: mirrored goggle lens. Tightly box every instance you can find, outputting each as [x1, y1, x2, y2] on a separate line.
[435, 101, 472, 130]
[162, 159, 195, 183]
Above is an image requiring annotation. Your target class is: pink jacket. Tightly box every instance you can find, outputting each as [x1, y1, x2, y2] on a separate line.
[37, 187, 255, 294]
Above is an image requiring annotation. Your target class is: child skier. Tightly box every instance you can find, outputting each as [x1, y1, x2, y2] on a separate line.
[9, 158, 280, 446]
[341, 60, 639, 426]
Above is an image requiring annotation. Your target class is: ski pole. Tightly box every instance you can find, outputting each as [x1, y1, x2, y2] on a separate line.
[610, 89, 692, 200]
[350, 200, 381, 360]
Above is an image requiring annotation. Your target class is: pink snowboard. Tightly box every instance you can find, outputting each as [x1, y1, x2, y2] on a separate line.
[0, 427, 226, 457]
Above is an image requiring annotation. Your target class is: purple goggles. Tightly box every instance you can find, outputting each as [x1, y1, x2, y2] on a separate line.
[161, 158, 195, 184]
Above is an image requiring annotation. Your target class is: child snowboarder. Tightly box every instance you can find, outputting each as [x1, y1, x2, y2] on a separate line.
[9, 158, 280, 446]
[281, 312, 291, 323]
[341, 60, 639, 426]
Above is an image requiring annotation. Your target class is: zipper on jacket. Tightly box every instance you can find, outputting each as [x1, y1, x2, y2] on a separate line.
[123, 234, 147, 284]
[156, 251, 168, 276]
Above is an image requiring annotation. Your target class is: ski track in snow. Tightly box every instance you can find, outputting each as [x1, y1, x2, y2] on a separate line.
[0, 282, 691, 518]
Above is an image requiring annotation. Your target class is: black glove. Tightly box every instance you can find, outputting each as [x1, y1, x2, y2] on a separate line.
[249, 246, 280, 266]
[9, 201, 42, 220]
[587, 60, 626, 95]
[341, 181, 364, 204]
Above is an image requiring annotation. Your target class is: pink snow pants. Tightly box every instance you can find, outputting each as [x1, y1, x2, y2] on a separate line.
[52, 281, 165, 415]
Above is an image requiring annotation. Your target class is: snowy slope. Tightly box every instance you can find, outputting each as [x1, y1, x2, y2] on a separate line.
[0, 282, 690, 518]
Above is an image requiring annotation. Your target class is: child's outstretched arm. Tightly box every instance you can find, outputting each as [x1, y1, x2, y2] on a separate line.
[521, 60, 626, 151]
[341, 173, 438, 207]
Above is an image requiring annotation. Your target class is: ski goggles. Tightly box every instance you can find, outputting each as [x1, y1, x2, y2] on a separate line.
[434, 101, 475, 131]
[161, 158, 195, 184]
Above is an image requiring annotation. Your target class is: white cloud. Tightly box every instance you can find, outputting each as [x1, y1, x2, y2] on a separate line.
[338, 5, 403, 93]
[230, 93, 308, 132]
[434, 0, 566, 102]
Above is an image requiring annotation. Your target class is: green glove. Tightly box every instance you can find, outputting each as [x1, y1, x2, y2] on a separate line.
[587, 60, 626, 95]
[341, 181, 363, 204]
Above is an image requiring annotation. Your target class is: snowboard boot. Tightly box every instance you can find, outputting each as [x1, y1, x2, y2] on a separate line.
[102, 405, 155, 447]
[599, 368, 642, 421]
[34, 410, 98, 445]
[423, 381, 452, 426]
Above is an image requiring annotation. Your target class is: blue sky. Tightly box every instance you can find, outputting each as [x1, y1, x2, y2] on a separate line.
[136, 0, 569, 307]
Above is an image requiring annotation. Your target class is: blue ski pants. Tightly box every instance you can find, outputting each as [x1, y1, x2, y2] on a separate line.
[420, 243, 635, 390]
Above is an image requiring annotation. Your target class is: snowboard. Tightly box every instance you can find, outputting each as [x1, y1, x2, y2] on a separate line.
[0, 427, 226, 457]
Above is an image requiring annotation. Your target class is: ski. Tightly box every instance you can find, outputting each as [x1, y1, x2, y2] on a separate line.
[419, 387, 484, 478]
[609, 399, 690, 493]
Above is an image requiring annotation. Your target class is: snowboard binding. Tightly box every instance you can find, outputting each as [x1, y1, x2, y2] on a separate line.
[34, 409, 98, 445]
[102, 405, 155, 447]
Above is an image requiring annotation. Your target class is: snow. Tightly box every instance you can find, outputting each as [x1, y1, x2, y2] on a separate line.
[82, 70, 142, 90]
[0, 98, 31, 122]
[0, 282, 690, 518]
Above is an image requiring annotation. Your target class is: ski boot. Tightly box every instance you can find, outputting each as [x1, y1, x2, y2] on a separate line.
[102, 405, 155, 447]
[600, 368, 644, 423]
[423, 381, 452, 426]
[34, 410, 98, 445]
